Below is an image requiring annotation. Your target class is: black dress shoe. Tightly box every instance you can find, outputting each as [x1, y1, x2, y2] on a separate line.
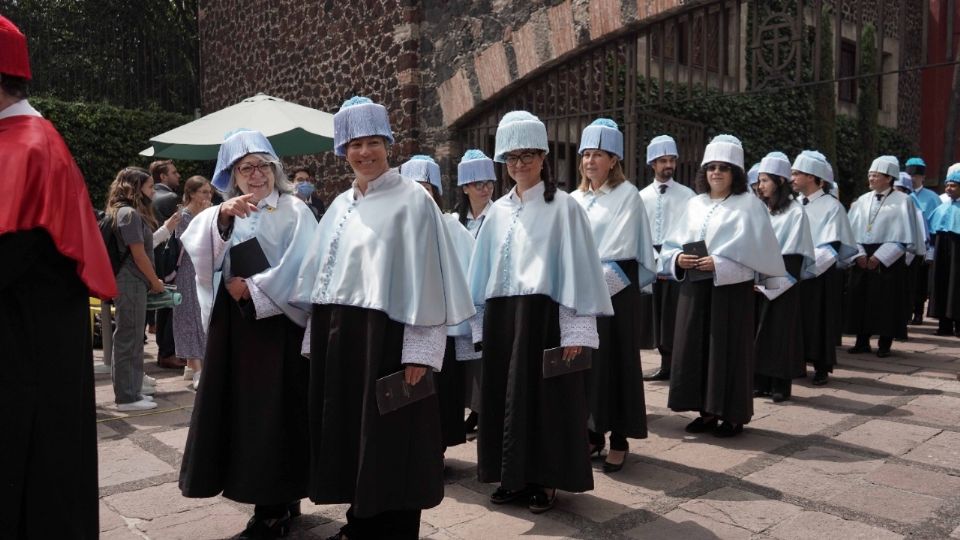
[771, 391, 788, 403]
[236, 513, 290, 539]
[847, 345, 872, 354]
[490, 485, 531, 505]
[876, 349, 891, 358]
[684, 416, 718, 433]
[910, 316, 924, 325]
[643, 368, 670, 381]
[811, 371, 829, 386]
[287, 501, 301, 518]
[714, 421, 744, 438]
[528, 488, 557, 514]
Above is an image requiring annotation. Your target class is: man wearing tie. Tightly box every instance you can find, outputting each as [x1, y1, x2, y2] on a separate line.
[639, 135, 695, 381]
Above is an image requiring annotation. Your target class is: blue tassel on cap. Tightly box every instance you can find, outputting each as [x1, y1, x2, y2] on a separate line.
[458, 149, 496, 186]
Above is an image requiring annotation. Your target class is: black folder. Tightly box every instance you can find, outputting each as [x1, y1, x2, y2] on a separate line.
[542, 346, 592, 379]
[229, 238, 271, 278]
[682, 240, 713, 282]
[376, 370, 436, 415]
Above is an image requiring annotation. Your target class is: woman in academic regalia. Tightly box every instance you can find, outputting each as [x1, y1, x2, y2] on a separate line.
[790, 151, 857, 386]
[570, 119, 656, 473]
[752, 152, 815, 402]
[292, 97, 474, 540]
[467, 111, 613, 513]
[178, 129, 317, 538]
[659, 135, 786, 437]
[927, 170, 960, 336]
[400, 154, 477, 451]
[454, 149, 497, 434]
[845, 156, 925, 358]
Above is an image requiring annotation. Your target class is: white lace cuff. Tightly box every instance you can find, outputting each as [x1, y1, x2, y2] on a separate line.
[602, 262, 630, 296]
[301, 315, 311, 358]
[247, 280, 284, 319]
[469, 305, 485, 345]
[401, 324, 446, 371]
[209, 217, 230, 272]
[810, 245, 838, 277]
[455, 335, 481, 361]
[559, 305, 599, 348]
[756, 275, 796, 301]
[712, 254, 755, 286]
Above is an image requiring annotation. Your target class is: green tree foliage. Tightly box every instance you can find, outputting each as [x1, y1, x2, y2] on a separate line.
[30, 96, 206, 208]
[3, 0, 200, 113]
[855, 23, 879, 198]
[812, 6, 837, 168]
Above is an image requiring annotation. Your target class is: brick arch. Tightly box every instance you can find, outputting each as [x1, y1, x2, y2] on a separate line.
[436, 0, 692, 127]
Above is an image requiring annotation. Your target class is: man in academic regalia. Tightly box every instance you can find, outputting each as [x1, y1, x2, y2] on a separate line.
[904, 157, 940, 324]
[845, 156, 925, 358]
[927, 170, 960, 336]
[0, 15, 116, 538]
[639, 135, 695, 381]
[791, 151, 857, 385]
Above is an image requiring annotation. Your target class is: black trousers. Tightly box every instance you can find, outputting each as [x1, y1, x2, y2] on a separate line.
[155, 307, 175, 358]
[343, 507, 420, 540]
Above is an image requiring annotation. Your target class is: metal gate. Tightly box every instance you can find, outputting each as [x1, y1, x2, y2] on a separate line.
[459, 0, 941, 191]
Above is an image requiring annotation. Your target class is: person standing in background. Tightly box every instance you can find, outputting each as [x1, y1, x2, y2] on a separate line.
[639, 135, 695, 382]
[150, 159, 185, 369]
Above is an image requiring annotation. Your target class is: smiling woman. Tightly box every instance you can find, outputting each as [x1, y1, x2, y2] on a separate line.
[178, 129, 318, 538]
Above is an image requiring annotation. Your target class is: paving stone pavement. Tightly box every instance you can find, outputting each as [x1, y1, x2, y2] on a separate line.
[94, 320, 960, 539]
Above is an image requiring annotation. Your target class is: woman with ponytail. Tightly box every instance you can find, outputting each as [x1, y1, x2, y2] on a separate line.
[467, 111, 613, 513]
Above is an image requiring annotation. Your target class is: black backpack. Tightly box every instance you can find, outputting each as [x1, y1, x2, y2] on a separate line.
[98, 211, 129, 275]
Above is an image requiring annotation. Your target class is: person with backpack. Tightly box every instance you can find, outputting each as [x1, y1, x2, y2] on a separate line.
[104, 166, 179, 411]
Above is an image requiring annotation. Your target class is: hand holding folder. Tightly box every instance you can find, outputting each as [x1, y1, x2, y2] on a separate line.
[681, 241, 713, 282]
[376, 370, 436, 415]
[542, 346, 592, 378]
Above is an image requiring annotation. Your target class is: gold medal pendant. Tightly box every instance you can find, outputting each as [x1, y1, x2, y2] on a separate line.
[867, 224, 872, 233]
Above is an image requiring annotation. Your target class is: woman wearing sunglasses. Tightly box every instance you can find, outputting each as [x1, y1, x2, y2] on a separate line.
[178, 129, 317, 538]
[658, 135, 785, 438]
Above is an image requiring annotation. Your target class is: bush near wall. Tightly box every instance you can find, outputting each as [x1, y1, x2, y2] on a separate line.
[30, 96, 204, 208]
[643, 83, 914, 206]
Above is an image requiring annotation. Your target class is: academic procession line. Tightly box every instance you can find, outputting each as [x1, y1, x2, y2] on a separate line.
[6, 13, 960, 540]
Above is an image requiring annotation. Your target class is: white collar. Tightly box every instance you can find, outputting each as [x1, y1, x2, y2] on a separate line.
[873, 188, 892, 198]
[352, 168, 397, 200]
[803, 189, 825, 202]
[654, 177, 677, 189]
[257, 190, 281, 210]
[0, 99, 42, 120]
[509, 181, 545, 203]
[585, 181, 614, 196]
[467, 201, 492, 220]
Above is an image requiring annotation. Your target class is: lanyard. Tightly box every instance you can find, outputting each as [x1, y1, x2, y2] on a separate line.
[698, 194, 730, 241]
[867, 192, 888, 233]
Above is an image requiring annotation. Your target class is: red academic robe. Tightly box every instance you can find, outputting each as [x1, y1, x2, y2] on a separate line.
[0, 114, 116, 299]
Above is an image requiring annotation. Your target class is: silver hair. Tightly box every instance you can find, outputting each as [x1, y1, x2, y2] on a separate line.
[225, 152, 294, 198]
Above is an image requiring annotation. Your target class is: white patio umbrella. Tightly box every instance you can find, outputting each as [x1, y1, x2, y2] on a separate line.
[139, 93, 334, 160]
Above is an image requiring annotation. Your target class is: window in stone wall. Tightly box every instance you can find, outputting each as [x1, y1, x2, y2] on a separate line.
[839, 39, 857, 103]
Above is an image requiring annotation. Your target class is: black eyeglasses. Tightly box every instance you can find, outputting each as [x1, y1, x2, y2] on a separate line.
[706, 163, 732, 173]
[236, 161, 275, 177]
[504, 152, 539, 166]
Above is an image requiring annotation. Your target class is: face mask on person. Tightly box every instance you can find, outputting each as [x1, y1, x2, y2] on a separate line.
[296, 182, 316, 198]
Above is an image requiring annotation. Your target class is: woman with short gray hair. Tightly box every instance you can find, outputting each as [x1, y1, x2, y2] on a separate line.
[178, 129, 317, 538]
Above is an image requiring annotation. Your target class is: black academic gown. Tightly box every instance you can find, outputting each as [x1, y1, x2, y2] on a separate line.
[436, 337, 467, 448]
[668, 276, 756, 426]
[755, 255, 807, 380]
[639, 246, 682, 356]
[308, 305, 445, 518]
[0, 230, 99, 538]
[928, 232, 960, 321]
[844, 244, 909, 339]
[179, 283, 309, 505]
[588, 259, 648, 439]
[478, 295, 593, 493]
[799, 241, 844, 372]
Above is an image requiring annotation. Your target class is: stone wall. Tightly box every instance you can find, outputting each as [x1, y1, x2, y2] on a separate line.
[198, 0, 421, 201]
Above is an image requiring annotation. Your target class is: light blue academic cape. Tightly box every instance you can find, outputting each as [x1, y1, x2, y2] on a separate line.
[570, 181, 657, 292]
[929, 198, 960, 235]
[180, 190, 317, 330]
[802, 192, 859, 263]
[658, 192, 787, 279]
[291, 169, 475, 327]
[768, 200, 816, 277]
[848, 190, 925, 256]
[467, 181, 614, 317]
